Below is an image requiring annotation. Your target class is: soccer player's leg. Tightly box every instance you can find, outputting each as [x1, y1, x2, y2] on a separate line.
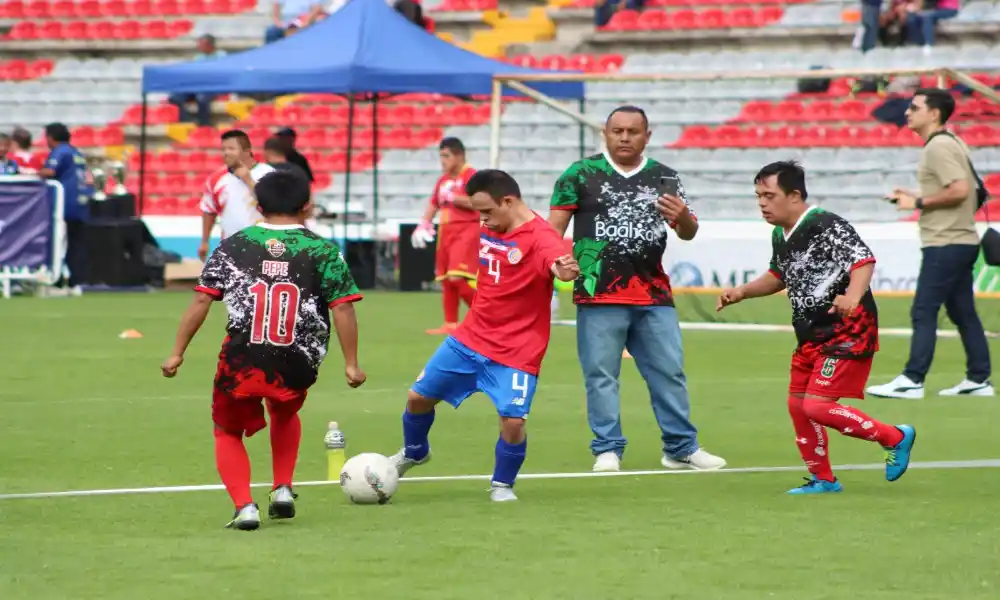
[800, 355, 916, 484]
[577, 305, 631, 472]
[785, 349, 839, 495]
[264, 389, 307, 520]
[211, 367, 266, 530]
[628, 306, 726, 471]
[427, 231, 460, 334]
[477, 360, 538, 502]
[391, 337, 479, 475]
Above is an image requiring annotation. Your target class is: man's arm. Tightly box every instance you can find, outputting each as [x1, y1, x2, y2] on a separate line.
[548, 210, 573, 237]
[845, 262, 874, 300]
[548, 165, 579, 236]
[916, 179, 970, 210]
[161, 292, 214, 377]
[671, 209, 698, 241]
[739, 271, 786, 299]
[332, 302, 359, 367]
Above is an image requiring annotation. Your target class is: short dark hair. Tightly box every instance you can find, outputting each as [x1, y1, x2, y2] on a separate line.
[254, 170, 311, 216]
[913, 87, 956, 124]
[439, 137, 465, 155]
[465, 169, 521, 204]
[221, 129, 251, 151]
[263, 136, 288, 155]
[753, 160, 808, 201]
[0, 133, 10, 143]
[606, 105, 649, 129]
[45, 122, 71, 144]
[11, 127, 31, 149]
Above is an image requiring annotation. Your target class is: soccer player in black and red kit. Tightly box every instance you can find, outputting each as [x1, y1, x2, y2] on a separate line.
[718, 161, 917, 494]
[162, 170, 366, 529]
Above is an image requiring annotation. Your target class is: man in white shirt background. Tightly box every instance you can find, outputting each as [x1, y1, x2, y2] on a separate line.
[198, 129, 275, 261]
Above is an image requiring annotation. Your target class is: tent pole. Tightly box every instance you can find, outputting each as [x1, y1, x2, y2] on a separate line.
[343, 95, 355, 252]
[371, 94, 379, 248]
[488, 78, 502, 168]
[138, 93, 148, 215]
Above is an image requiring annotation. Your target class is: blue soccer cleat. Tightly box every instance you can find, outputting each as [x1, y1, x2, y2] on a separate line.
[787, 476, 843, 495]
[885, 424, 916, 482]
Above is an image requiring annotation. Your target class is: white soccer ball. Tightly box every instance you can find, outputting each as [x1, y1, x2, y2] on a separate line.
[339, 453, 399, 505]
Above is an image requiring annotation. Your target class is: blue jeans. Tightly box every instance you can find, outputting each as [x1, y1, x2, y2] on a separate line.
[595, 0, 643, 27]
[168, 93, 212, 126]
[577, 304, 699, 459]
[264, 25, 285, 44]
[903, 244, 992, 384]
[860, 3, 881, 53]
[906, 9, 958, 46]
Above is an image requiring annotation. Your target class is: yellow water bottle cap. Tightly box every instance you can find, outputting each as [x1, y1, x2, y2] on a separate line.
[328, 421, 339, 430]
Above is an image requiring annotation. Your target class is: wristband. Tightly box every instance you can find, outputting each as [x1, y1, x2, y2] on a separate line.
[915, 197, 924, 210]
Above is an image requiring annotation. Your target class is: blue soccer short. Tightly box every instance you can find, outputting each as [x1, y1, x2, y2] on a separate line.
[411, 336, 538, 419]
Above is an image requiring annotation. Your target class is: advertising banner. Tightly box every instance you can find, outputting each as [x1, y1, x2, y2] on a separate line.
[0, 178, 54, 270]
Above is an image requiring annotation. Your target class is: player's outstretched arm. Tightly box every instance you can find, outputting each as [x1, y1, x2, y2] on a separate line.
[717, 272, 785, 312]
[161, 292, 214, 377]
[331, 303, 366, 388]
[550, 254, 581, 282]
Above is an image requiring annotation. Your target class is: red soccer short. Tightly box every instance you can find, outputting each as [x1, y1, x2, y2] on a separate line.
[788, 347, 873, 400]
[212, 362, 308, 437]
[436, 222, 480, 280]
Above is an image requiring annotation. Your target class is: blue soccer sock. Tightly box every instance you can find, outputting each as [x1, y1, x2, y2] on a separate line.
[402, 409, 435, 461]
[492, 436, 527, 486]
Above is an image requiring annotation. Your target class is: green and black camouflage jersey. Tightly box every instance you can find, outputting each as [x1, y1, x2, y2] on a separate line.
[550, 152, 693, 306]
[769, 206, 878, 358]
[196, 224, 362, 391]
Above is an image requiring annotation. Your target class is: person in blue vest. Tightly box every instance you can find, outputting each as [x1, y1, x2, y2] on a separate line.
[0, 133, 20, 174]
[39, 122, 92, 289]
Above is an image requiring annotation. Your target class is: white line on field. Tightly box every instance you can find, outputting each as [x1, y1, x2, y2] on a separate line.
[1, 459, 998, 501]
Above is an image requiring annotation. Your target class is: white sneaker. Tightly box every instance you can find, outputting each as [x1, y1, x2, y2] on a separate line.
[939, 379, 995, 397]
[389, 448, 431, 477]
[661, 448, 726, 471]
[490, 482, 518, 502]
[225, 503, 261, 531]
[866, 375, 925, 399]
[268, 485, 296, 520]
[592, 451, 621, 472]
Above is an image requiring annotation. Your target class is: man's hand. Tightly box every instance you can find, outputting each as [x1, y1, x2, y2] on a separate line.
[197, 241, 209, 262]
[828, 293, 862, 318]
[552, 254, 580, 282]
[656, 194, 689, 222]
[161, 355, 184, 378]
[716, 287, 746, 312]
[889, 188, 918, 211]
[345, 364, 367, 388]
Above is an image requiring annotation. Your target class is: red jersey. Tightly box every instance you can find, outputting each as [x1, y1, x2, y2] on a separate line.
[431, 166, 478, 226]
[453, 215, 567, 376]
[11, 150, 43, 174]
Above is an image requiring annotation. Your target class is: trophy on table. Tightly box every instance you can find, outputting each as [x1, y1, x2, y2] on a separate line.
[109, 160, 128, 195]
[91, 166, 107, 202]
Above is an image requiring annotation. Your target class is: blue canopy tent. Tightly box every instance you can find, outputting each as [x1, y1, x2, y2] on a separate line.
[139, 0, 586, 251]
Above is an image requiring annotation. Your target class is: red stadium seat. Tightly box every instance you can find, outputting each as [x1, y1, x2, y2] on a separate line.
[756, 6, 784, 25]
[104, 0, 128, 16]
[382, 105, 414, 126]
[185, 126, 218, 148]
[127, 0, 155, 16]
[77, 0, 100, 16]
[249, 104, 278, 126]
[2, 0, 27, 18]
[72, 127, 96, 147]
[169, 19, 194, 37]
[95, 126, 125, 146]
[206, 0, 234, 14]
[509, 55, 537, 68]
[672, 9, 696, 29]
[51, 0, 77, 17]
[280, 105, 306, 124]
[303, 105, 335, 125]
[39, 21, 65, 39]
[155, 0, 181, 15]
[637, 10, 670, 30]
[65, 20, 90, 40]
[737, 100, 774, 123]
[538, 55, 570, 71]
[728, 7, 755, 28]
[115, 20, 143, 39]
[91, 19, 114, 37]
[834, 99, 869, 121]
[24, 0, 51, 18]
[5, 22, 39, 40]
[181, 0, 208, 15]
[602, 10, 640, 31]
[697, 9, 726, 29]
[297, 128, 328, 149]
[144, 20, 170, 38]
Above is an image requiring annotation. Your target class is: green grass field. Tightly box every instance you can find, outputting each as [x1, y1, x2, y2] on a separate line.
[1, 291, 999, 600]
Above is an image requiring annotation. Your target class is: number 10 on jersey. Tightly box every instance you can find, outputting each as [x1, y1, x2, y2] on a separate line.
[249, 281, 301, 346]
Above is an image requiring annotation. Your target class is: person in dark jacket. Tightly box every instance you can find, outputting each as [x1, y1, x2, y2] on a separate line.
[274, 127, 315, 183]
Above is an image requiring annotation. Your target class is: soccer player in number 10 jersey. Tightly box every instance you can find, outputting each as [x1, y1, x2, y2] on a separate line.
[390, 170, 581, 502]
[161, 170, 367, 530]
[717, 161, 917, 494]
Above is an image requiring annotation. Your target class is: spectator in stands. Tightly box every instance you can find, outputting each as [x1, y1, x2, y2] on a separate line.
[868, 88, 993, 399]
[10, 127, 42, 174]
[879, 0, 919, 47]
[39, 123, 91, 290]
[859, 0, 883, 53]
[266, 1, 334, 43]
[0, 134, 20, 175]
[168, 35, 226, 126]
[275, 127, 315, 183]
[595, 0, 644, 27]
[906, 0, 960, 55]
[264, 136, 310, 182]
[394, 0, 426, 28]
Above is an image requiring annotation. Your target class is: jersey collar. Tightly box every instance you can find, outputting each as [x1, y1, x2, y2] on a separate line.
[783, 205, 818, 241]
[603, 151, 647, 179]
[256, 223, 303, 230]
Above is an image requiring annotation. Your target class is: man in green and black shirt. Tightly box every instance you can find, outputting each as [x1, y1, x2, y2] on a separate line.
[548, 105, 726, 473]
[161, 170, 366, 530]
[718, 161, 916, 494]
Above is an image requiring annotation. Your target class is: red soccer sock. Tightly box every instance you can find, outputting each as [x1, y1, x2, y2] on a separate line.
[442, 279, 460, 324]
[787, 395, 835, 481]
[214, 427, 253, 508]
[268, 407, 301, 489]
[457, 280, 476, 307]
[802, 398, 904, 447]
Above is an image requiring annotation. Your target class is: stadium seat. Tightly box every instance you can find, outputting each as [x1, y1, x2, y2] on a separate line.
[602, 10, 640, 31]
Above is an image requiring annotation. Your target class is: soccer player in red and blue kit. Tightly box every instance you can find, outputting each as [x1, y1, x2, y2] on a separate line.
[390, 169, 581, 502]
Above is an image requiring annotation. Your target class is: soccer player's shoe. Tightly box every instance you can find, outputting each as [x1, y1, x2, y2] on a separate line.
[660, 448, 727, 471]
[787, 476, 843, 495]
[885, 424, 916, 482]
[225, 503, 261, 531]
[389, 448, 432, 477]
[592, 452, 621, 472]
[938, 379, 995, 397]
[425, 323, 458, 335]
[268, 485, 297, 520]
[866, 375, 924, 399]
[490, 482, 518, 502]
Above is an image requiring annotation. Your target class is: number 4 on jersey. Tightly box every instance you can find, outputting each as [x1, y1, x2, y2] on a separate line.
[249, 281, 301, 346]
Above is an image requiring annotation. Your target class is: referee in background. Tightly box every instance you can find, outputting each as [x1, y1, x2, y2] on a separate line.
[867, 88, 993, 399]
